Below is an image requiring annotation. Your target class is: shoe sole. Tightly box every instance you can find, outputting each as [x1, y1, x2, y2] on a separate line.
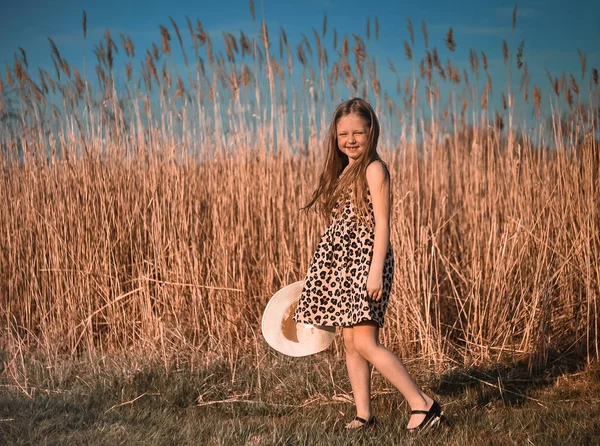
[421, 412, 443, 432]
[408, 411, 444, 434]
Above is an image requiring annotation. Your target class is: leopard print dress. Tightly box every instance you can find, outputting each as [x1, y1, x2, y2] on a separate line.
[292, 183, 395, 328]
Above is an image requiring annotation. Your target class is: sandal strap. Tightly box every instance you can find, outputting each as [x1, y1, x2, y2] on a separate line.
[354, 416, 376, 425]
[411, 410, 429, 415]
[346, 415, 377, 430]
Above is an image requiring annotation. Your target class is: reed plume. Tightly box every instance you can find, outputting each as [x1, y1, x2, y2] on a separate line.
[313, 27, 322, 64]
[120, 33, 129, 57]
[47, 37, 63, 65]
[388, 58, 397, 76]
[533, 85, 541, 116]
[469, 48, 479, 78]
[74, 68, 84, 96]
[125, 61, 132, 82]
[174, 76, 185, 100]
[516, 41, 524, 69]
[407, 18, 414, 45]
[445, 28, 456, 52]
[352, 33, 365, 79]
[403, 40, 412, 61]
[249, 0, 255, 21]
[170, 17, 188, 67]
[481, 82, 489, 109]
[146, 50, 158, 84]
[206, 36, 214, 66]
[333, 29, 338, 51]
[301, 34, 311, 56]
[51, 55, 61, 80]
[105, 29, 118, 72]
[566, 85, 573, 108]
[13, 56, 26, 87]
[82, 10, 87, 39]
[18, 47, 28, 69]
[520, 62, 529, 91]
[296, 43, 306, 67]
[159, 25, 171, 56]
[128, 36, 135, 57]
[240, 30, 252, 57]
[570, 73, 579, 97]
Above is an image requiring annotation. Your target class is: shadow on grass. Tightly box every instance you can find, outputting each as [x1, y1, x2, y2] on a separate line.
[0, 355, 299, 444]
[434, 345, 598, 408]
[2, 347, 600, 445]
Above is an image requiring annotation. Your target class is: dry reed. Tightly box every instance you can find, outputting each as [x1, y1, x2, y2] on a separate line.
[0, 11, 599, 382]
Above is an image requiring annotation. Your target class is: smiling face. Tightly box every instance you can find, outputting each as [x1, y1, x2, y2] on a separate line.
[336, 113, 370, 165]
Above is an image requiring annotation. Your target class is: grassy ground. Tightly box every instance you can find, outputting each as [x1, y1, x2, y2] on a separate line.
[1, 350, 600, 445]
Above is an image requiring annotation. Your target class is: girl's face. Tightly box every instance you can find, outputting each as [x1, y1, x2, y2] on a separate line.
[336, 113, 369, 165]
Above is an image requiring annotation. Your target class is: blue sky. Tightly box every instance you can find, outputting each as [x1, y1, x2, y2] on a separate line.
[1, 0, 599, 116]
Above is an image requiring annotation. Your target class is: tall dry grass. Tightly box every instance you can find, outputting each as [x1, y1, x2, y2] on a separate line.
[1, 8, 599, 382]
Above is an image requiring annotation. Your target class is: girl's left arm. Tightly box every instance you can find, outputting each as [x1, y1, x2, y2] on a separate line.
[365, 161, 391, 281]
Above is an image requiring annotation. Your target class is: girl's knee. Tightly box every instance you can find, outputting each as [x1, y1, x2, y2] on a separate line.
[350, 322, 380, 358]
[342, 327, 353, 343]
[353, 337, 378, 359]
[343, 329, 357, 355]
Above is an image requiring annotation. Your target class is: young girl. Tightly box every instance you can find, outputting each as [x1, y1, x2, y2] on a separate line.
[292, 97, 442, 432]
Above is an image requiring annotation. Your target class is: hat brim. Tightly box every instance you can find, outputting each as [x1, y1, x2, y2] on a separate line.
[261, 280, 336, 357]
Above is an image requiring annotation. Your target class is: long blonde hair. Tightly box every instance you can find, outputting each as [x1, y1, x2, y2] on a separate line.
[302, 97, 389, 224]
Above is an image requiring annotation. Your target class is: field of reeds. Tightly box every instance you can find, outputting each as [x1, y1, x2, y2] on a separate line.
[1, 3, 600, 443]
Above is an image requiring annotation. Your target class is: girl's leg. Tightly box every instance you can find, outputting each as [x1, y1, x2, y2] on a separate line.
[351, 322, 435, 429]
[342, 327, 372, 426]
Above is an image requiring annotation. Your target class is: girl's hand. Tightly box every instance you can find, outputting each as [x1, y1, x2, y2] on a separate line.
[366, 271, 383, 301]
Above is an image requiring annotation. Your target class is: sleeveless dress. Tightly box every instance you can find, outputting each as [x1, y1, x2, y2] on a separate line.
[292, 182, 395, 328]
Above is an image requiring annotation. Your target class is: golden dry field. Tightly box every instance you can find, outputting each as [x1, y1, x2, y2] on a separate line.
[1, 5, 600, 444]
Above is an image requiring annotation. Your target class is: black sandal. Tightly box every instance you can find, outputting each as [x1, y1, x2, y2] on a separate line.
[407, 400, 443, 433]
[345, 415, 377, 430]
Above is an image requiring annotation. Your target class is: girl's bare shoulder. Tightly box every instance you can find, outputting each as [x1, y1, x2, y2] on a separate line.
[366, 159, 390, 186]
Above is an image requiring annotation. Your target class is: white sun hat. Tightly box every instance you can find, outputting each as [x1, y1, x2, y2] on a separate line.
[261, 280, 336, 357]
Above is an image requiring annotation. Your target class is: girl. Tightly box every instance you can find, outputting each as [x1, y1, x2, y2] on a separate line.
[292, 98, 442, 432]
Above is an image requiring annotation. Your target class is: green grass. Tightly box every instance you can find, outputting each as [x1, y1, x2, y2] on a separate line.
[1, 351, 600, 445]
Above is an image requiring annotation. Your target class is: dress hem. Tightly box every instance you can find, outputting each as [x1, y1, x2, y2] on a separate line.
[292, 316, 384, 329]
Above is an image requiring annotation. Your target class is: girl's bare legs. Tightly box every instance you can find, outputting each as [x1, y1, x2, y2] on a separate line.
[342, 327, 372, 427]
[348, 322, 435, 429]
